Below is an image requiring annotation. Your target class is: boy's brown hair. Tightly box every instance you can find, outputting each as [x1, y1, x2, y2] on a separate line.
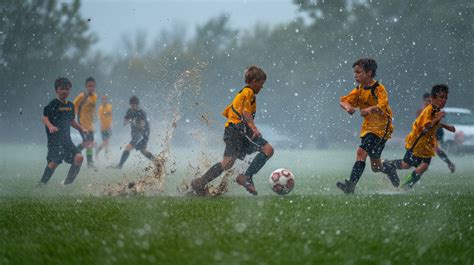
[352, 58, 377, 77]
[244, 65, 267, 84]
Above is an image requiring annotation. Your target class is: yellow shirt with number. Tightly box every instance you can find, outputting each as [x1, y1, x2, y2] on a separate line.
[340, 81, 394, 139]
[98, 103, 113, 132]
[405, 104, 440, 158]
[222, 87, 256, 128]
[73, 92, 97, 132]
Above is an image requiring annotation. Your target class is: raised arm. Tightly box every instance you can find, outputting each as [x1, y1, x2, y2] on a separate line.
[440, 122, 456, 133]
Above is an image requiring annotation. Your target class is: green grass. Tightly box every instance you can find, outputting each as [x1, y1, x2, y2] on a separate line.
[1, 145, 473, 264]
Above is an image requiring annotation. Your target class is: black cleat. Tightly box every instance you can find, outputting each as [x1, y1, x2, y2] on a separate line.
[336, 180, 355, 194]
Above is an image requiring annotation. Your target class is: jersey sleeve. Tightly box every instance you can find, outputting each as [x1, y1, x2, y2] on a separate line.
[73, 93, 84, 114]
[43, 102, 53, 117]
[375, 85, 389, 111]
[418, 108, 433, 131]
[240, 89, 253, 114]
[124, 109, 132, 120]
[340, 88, 360, 108]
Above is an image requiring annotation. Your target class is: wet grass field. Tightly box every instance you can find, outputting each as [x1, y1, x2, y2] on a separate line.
[1, 145, 473, 264]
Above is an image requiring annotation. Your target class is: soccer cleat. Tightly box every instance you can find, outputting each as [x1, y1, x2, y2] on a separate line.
[401, 174, 415, 190]
[448, 162, 456, 173]
[191, 178, 208, 196]
[336, 180, 355, 194]
[236, 174, 258, 195]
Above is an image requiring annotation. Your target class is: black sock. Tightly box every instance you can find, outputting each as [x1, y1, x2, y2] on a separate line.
[118, 150, 130, 167]
[406, 171, 422, 188]
[141, 150, 155, 161]
[436, 149, 451, 164]
[202, 163, 224, 184]
[388, 159, 403, 169]
[77, 143, 84, 152]
[64, 164, 81, 185]
[40, 166, 55, 184]
[382, 161, 400, 187]
[349, 161, 366, 184]
[245, 153, 270, 178]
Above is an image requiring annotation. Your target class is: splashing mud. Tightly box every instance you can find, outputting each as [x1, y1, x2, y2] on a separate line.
[103, 63, 210, 196]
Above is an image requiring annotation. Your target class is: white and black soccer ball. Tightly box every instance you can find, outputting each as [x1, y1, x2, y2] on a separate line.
[269, 168, 295, 195]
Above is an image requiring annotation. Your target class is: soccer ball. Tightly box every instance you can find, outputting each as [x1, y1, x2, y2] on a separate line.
[269, 168, 295, 195]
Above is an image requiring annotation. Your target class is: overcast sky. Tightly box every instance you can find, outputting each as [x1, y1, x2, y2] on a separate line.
[79, 0, 299, 52]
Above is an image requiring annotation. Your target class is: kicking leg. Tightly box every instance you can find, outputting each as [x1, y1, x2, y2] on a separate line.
[371, 158, 400, 188]
[64, 154, 84, 185]
[140, 148, 155, 161]
[236, 143, 274, 195]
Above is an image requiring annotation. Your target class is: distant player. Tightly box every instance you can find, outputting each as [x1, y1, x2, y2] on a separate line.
[191, 65, 274, 196]
[336, 58, 399, 194]
[39, 77, 88, 185]
[113, 96, 155, 169]
[96, 95, 113, 158]
[73, 77, 98, 170]
[417, 92, 455, 173]
[384, 84, 455, 189]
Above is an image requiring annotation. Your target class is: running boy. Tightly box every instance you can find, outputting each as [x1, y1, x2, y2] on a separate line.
[416, 92, 455, 173]
[191, 65, 274, 196]
[384, 84, 455, 189]
[336, 58, 399, 193]
[73, 77, 98, 169]
[96, 95, 113, 158]
[113, 96, 155, 169]
[39, 77, 87, 185]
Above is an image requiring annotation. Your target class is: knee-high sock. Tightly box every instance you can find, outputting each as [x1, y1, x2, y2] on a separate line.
[245, 153, 270, 179]
[86, 148, 93, 164]
[64, 164, 81, 185]
[77, 143, 84, 152]
[382, 160, 400, 187]
[349, 161, 366, 184]
[141, 150, 155, 161]
[118, 150, 130, 167]
[388, 159, 404, 169]
[436, 149, 452, 164]
[201, 163, 224, 184]
[40, 166, 55, 184]
[404, 171, 422, 188]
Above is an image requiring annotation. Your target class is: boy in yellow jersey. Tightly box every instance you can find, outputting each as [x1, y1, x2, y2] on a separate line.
[73, 77, 98, 169]
[384, 84, 455, 189]
[96, 95, 112, 158]
[416, 93, 455, 173]
[191, 65, 274, 196]
[337, 58, 399, 194]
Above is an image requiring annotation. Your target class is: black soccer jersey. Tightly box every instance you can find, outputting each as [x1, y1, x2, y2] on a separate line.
[125, 108, 150, 135]
[43, 99, 75, 147]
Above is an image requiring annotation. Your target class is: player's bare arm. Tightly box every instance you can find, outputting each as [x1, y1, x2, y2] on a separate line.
[243, 111, 260, 138]
[42, 116, 58, 133]
[71, 119, 88, 134]
[441, 123, 456, 133]
[340, 101, 355, 115]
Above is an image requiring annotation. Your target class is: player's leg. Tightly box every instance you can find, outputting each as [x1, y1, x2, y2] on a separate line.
[140, 148, 155, 161]
[191, 155, 237, 196]
[337, 146, 368, 193]
[114, 143, 134, 169]
[402, 162, 429, 189]
[40, 162, 58, 185]
[64, 153, 84, 185]
[435, 146, 455, 173]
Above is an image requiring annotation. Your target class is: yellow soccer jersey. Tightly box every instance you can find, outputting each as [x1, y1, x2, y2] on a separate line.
[340, 81, 394, 139]
[405, 104, 441, 158]
[222, 87, 256, 128]
[73, 92, 97, 131]
[98, 103, 112, 131]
